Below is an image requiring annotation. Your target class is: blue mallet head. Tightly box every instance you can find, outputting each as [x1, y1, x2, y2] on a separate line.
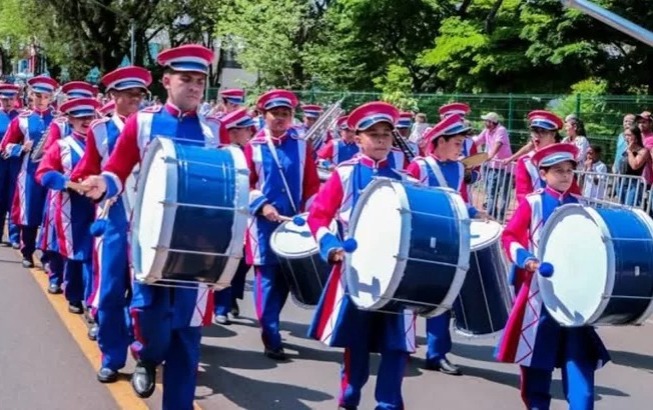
[342, 238, 358, 253]
[539, 262, 554, 278]
[89, 219, 108, 237]
[292, 216, 306, 226]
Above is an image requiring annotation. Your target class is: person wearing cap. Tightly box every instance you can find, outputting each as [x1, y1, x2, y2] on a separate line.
[71, 66, 152, 383]
[0, 83, 22, 247]
[0, 75, 59, 268]
[212, 107, 255, 325]
[216, 88, 245, 116]
[514, 110, 581, 204]
[245, 89, 320, 360]
[498, 143, 610, 410]
[406, 114, 488, 376]
[79, 44, 218, 407]
[302, 103, 323, 129]
[396, 111, 419, 156]
[35, 97, 100, 317]
[473, 111, 512, 220]
[307, 101, 415, 410]
[316, 115, 359, 170]
[439, 102, 478, 158]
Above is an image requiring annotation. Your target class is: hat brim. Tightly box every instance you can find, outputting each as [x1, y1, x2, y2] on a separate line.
[358, 118, 395, 131]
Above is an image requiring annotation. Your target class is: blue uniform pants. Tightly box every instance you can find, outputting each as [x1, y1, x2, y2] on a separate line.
[130, 290, 202, 410]
[253, 264, 289, 350]
[64, 259, 93, 305]
[20, 225, 38, 260]
[425, 311, 452, 361]
[520, 360, 594, 410]
[214, 257, 249, 316]
[46, 251, 64, 286]
[339, 344, 407, 409]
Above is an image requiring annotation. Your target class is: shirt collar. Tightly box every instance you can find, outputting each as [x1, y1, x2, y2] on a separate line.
[164, 101, 197, 118]
[544, 185, 572, 201]
[358, 154, 388, 168]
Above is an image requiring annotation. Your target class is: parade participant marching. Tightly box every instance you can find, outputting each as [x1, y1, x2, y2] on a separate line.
[245, 89, 320, 360]
[405, 114, 488, 376]
[0, 83, 22, 246]
[439, 103, 478, 159]
[79, 44, 218, 408]
[0, 75, 58, 268]
[35, 97, 99, 315]
[70, 66, 152, 383]
[497, 143, 610, 409]
[212, 107, 255, 325]
[316, 115, 359, 169]
[307, 101, 415, 410]
[396, 112, 419, 156]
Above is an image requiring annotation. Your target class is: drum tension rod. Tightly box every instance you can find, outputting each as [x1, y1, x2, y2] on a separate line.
[151, 246, 242, 258]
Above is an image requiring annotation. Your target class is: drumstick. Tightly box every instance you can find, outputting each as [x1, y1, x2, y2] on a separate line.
[537, 262, 554, 278]
[66, 180, 90, 193]
[89, 198, 117, 237]
[278, 215, 306, 226]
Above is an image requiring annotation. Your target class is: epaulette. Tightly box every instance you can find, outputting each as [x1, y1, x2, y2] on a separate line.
[141, 105, 162, 113]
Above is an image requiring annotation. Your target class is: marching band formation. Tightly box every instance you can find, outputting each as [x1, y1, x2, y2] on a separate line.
[1, 42, 652, 410]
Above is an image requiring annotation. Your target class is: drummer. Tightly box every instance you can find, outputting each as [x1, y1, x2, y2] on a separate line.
[497, 143, 610, 409]
[79, 44, 217, 408]
[406, 114, 488, 376]
[307, 101, 415, 410]
[213, 107, 255, 325]
[244, 89, 320, 360]
[316, 115, 359, 170]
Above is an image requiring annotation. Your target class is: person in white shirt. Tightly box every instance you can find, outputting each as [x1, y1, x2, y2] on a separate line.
[582, 144, 608, 200]
[562, 115, 590, 167]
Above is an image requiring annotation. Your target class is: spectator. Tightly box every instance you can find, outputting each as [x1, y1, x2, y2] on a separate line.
[582, 145, 608, 200]
[613, 114, 635, 173]
[562, 115, 590, 167]
[410, 113, 428, 144]
[618, 125, 649, 206]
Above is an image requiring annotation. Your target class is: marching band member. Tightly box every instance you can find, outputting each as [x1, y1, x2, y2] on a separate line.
[302, 104, 323, 130]
[80, 44, 217, 408]
[220, 88, 245, 114]
[397, 112, 419, 155]
[307, 101, 415, 410]
[213, 107, 255, 325]
[245, 89, 320, 360]
[97, 100, 116, 117]
[405, 114, 487, 376]
[0, 75, 58, 268]
[316, 115, 359, 169]
[439, 102, 478, 159]
[71, 65, 152, 383]
[35, 97, 100, 315]
[514, 110, 580, 204]
[497, 143, 610, 409]
[0, 83, 22, 247]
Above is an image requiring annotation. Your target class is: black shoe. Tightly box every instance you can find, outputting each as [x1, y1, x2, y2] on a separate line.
[264, 347, 287, 361]
[230, 300, 240, 317]
[21, 259, 34, 268]
[97, 367, 119, 383]
[68, 302, 84, 315]
[131, 363, 156, 398]
[425, 357, 462, 375]
[88, 324, 99, 341]
[47, 283, 62, 294]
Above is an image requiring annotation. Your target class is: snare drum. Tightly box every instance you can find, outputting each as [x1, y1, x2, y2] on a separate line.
[453, 221, 512, 336]
[346, 178, 470, 317]
[539, 204, 653, 326]
[270, 213, 338, 308]
[131, 138, 249, 288]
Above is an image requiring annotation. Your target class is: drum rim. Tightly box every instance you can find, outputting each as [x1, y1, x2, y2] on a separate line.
[538, 203, 615, 327]
[270, 212, 338, 258]
[630, 207, 653, 325]
[469, 220, 503, 252]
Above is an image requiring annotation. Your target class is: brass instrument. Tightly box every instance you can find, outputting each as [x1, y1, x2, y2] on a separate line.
[561, 0, 653, 47]
[30, 133, 48, 162]
[303, 98, 345, 151]
[392, 129, 416, 162]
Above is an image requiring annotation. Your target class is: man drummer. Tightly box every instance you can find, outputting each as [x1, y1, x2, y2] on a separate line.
[316, 115, 359, 169]
[307, 101, 415, 410]
[79, 44, 217, 408]
[406, 114, 488, 376]
[244, 89, 320, 360]
[71, 65, 152, 383]
[213, 107, 255, 325]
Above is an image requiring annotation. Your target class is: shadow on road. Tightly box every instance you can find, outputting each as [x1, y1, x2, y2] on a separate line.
[610, 350, 653, 372]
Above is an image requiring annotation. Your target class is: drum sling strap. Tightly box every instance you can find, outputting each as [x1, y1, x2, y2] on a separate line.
[423, 156, 463, 190]
[264, 129, 299, 214]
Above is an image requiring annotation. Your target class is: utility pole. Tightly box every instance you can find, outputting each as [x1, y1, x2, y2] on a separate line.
[130, 20, 136, 64]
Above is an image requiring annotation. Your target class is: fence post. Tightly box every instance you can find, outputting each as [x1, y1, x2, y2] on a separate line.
[576, 94, 581, 118]
[508, 93, 514, 134]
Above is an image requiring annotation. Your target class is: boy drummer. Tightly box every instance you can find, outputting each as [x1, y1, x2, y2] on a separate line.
[307, 102, 415, 410]
[498, 143, 610, 409]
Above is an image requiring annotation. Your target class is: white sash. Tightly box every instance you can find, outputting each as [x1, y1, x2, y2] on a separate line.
[63, 135, 85, 158]
[424, 156, 462, 190]
[264, 129, 298, 214]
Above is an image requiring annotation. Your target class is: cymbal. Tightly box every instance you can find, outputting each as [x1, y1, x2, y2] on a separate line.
[461, 152, 489, 169]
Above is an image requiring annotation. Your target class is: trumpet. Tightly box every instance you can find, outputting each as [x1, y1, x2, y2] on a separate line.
[392, 130, 416, 162]
[304, 98, 345, 151]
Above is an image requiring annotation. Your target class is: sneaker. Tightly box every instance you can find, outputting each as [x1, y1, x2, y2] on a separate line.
[213, 315, 230, 325]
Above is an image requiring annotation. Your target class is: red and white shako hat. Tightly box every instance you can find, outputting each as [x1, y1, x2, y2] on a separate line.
[256, 89, 299, 112]
[336, 115, 350, 130]
[27, 75, 59, 94]
[302, 104, 323, 119]
[220, 89, 245, 105]
[101, 66, 152, 92]
[156, 44, 214, 75]
[97, 100, 115, 117]
[347, 102, 400, 131]
[61, 81, 97, 99]
[439, 102, 470, 119]
[532, 143, 579, 168]
[396, 112, 413, 129]
[0, 84, 20, 99]
[59, 97, 101, 118]
[528, 110, 563, 131]
[218, 107, 256, 144]
[424, 114, 470, 142]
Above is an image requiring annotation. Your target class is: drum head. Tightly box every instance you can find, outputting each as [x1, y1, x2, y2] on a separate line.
[470, 220, 502, 251]
[346, 178, 407, 310]
[270, 213, 337, 258]
[538, 204, 612, 327]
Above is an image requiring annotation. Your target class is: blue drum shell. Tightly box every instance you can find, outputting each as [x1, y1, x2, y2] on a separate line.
[162, 145, 237, 283]
[596, 208, 653, 325]
[382, 184, 468, 316]
[278, 255, 332, 307]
